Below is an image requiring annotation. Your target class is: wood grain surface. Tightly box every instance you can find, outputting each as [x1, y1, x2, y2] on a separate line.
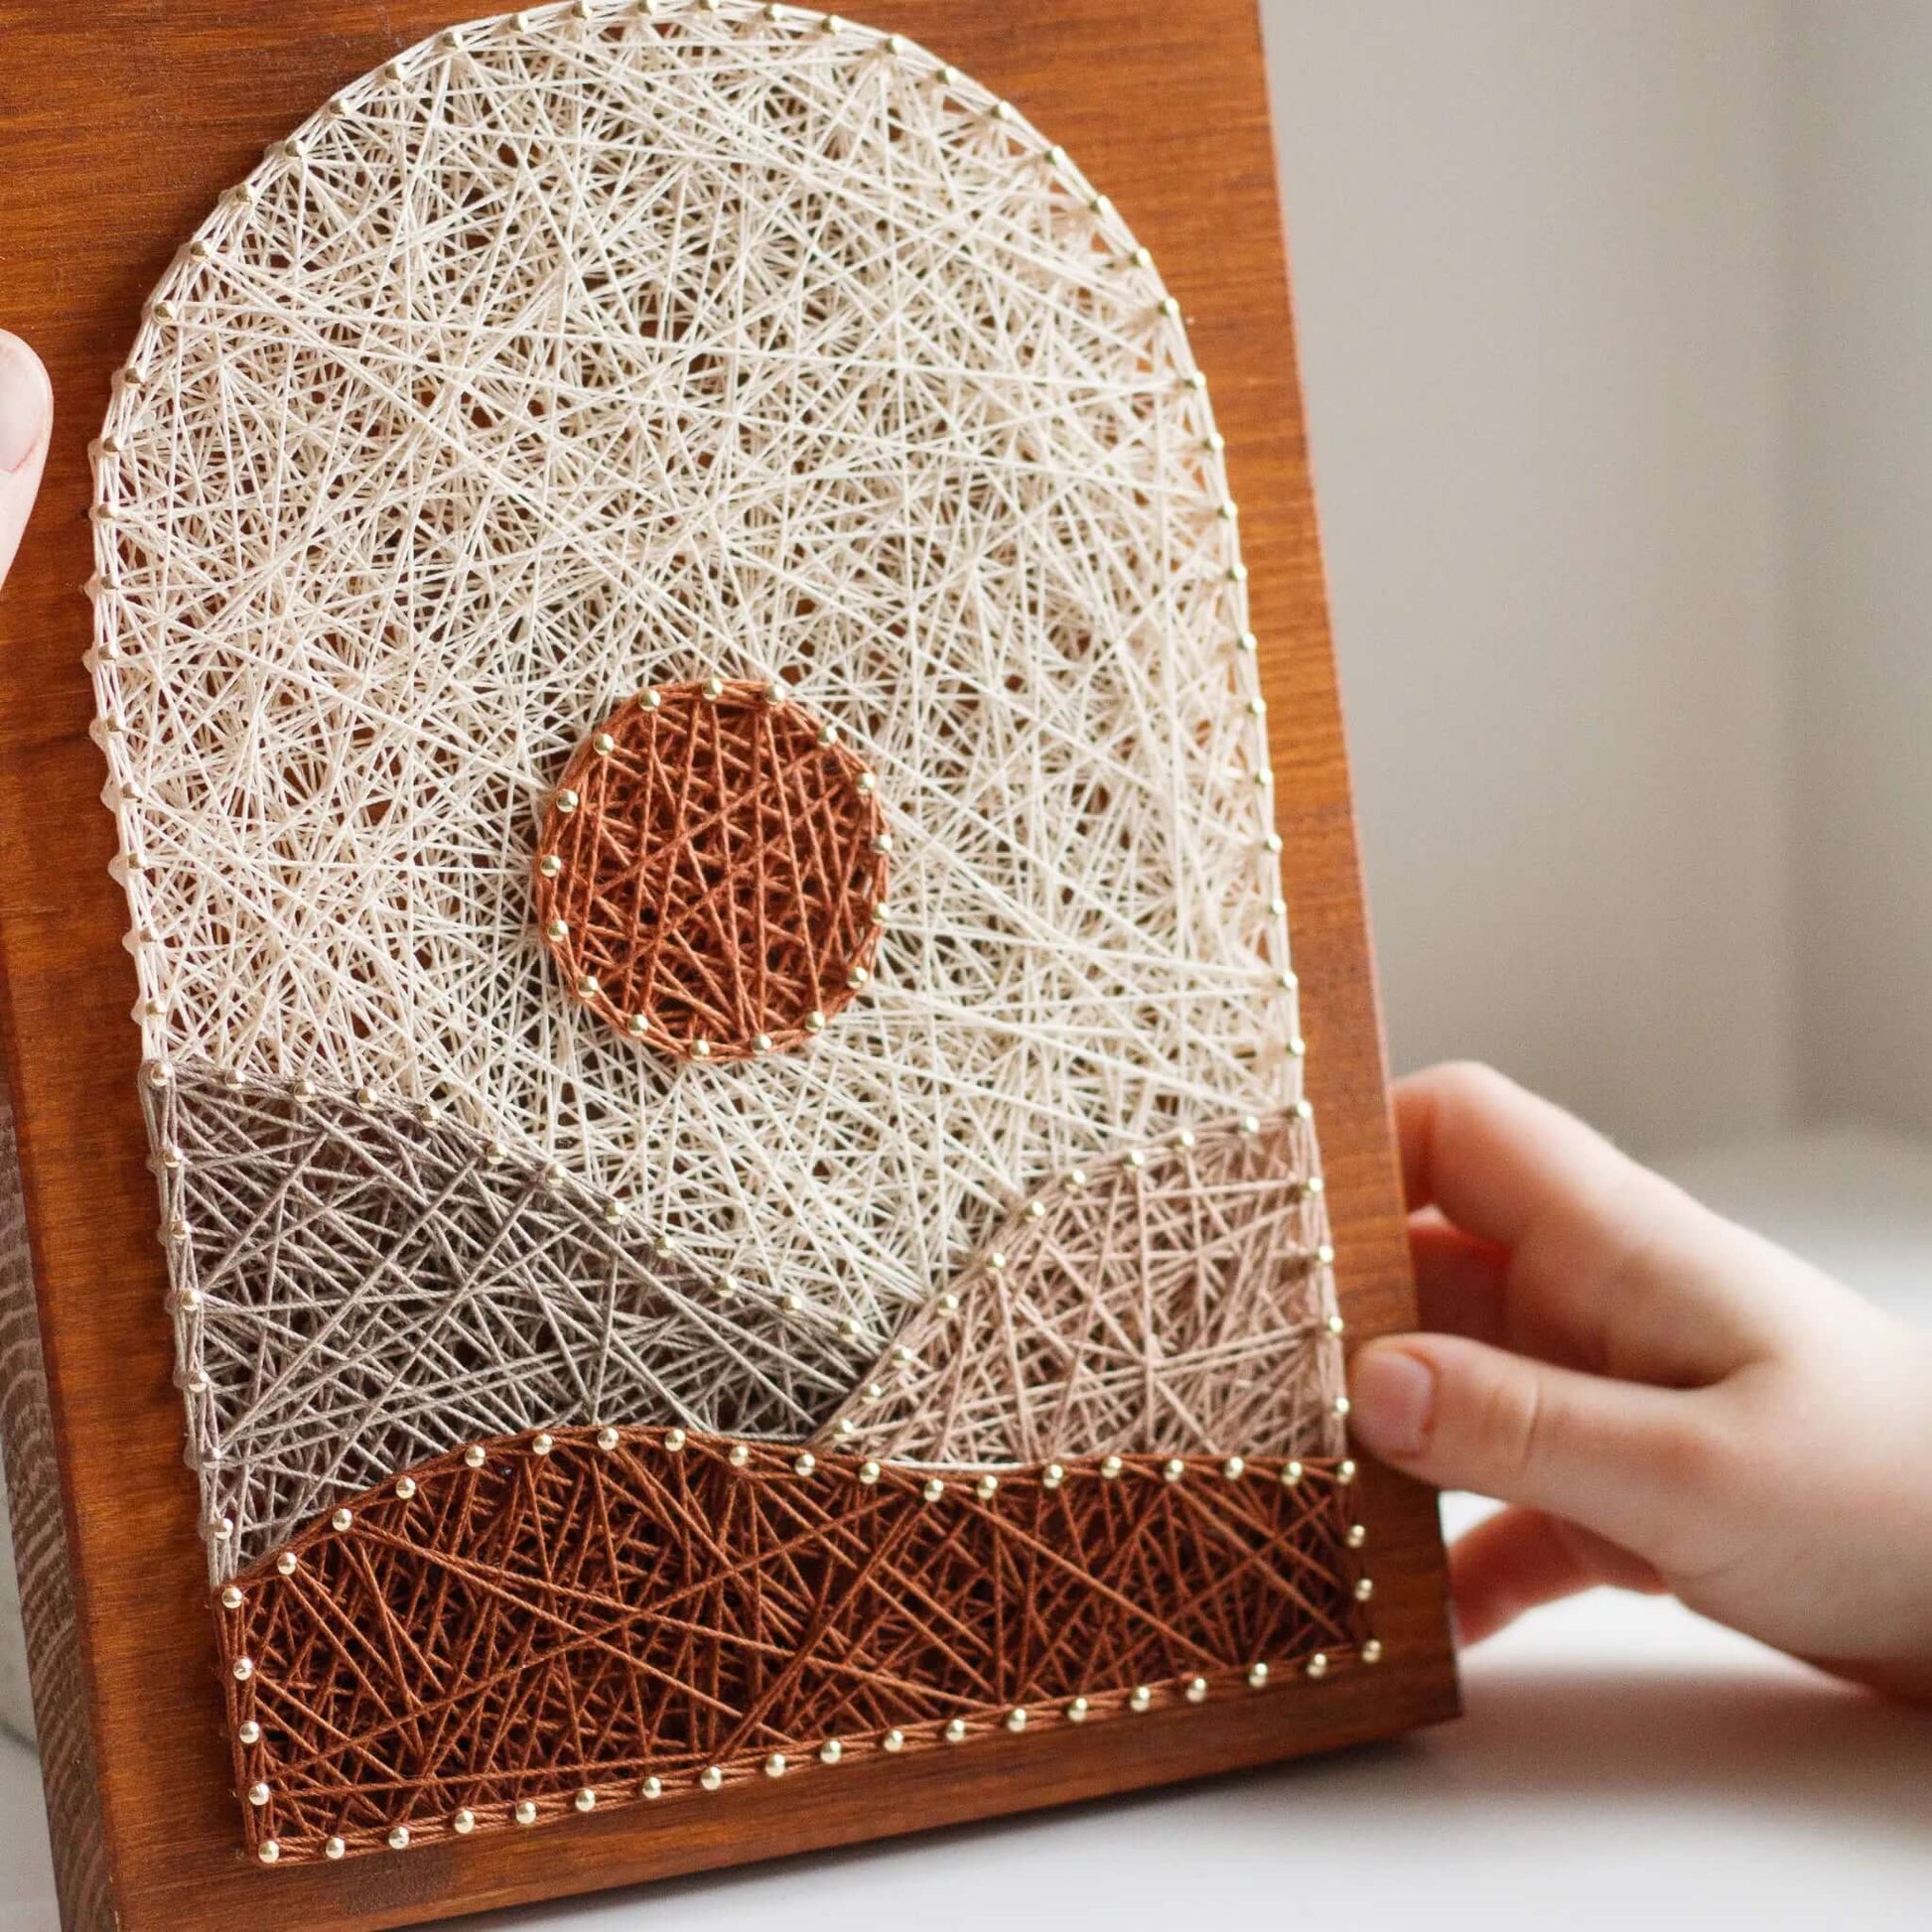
[0, 3, 1457, 1926]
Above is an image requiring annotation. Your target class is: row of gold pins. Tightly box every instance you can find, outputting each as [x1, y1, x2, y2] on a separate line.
[219, 1439, 1365, 1608]
[247, 1646, 1386, 1863]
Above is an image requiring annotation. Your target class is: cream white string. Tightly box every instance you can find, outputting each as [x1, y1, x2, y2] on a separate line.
[85, 0, 1335, 1578]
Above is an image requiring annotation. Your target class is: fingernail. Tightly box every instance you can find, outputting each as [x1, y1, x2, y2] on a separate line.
[1348, 1343, 1437, 1460]
[0, 333, 51, 474]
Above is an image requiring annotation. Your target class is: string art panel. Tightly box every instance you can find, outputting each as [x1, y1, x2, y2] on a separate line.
[76, 0, 1388, 1876]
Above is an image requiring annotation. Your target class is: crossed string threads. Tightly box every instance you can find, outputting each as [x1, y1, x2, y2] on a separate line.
[824, 1109, 1345, 1466]
[148, 1067, 881, 1563]
[152, 1064, 1338, 1566]
[220, 1429, 1371, 1863]
[79, 3, 1369, 1865]
[89, 2, 1328, 1551]
[533, 680, 888, 1059]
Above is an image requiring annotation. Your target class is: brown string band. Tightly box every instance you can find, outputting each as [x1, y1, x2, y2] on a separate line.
[533, 680, 889, 1060]
[216, 1428, 1372, 1864]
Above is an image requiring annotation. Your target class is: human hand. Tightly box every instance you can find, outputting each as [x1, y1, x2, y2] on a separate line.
[0, 332, 51, 587]
[1347, 1061, 1932, 1701]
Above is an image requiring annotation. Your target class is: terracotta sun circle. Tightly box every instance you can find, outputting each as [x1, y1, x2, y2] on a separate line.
[533, 680, 889, 1062]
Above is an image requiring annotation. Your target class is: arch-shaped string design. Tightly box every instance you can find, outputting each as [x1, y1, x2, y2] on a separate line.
[88, 0, 1340, 1582]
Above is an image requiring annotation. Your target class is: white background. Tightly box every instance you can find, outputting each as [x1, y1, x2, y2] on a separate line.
[1268, 0, 1932, 1157]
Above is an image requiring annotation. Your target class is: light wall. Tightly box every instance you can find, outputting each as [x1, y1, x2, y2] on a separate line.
[1260, 1, 1793, 1155]
[1787, 3, 1932, 1140]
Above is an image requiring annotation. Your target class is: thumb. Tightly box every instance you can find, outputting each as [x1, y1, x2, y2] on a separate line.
[0, 331, 52, 589]
[1348, 1332, 1717, 1563]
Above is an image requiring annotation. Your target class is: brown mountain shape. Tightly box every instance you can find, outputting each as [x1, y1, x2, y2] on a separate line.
[215, 1427, 1371, 1863]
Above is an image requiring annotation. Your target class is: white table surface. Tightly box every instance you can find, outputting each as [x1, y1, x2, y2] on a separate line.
[2, 1126, 1928, 1929]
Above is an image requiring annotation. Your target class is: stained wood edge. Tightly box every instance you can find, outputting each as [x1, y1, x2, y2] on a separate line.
[0, 1079, 115, 1929]
[310, 1641, 1455, 1928]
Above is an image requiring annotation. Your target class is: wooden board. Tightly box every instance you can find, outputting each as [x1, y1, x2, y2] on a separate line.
[0, 2, 1457, 1926]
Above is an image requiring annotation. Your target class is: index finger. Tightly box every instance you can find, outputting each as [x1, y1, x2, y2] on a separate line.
[0, 331, 52, 588]
[1393, 1061, 1657, 1252]
[1391, 1061, 1800, 1381]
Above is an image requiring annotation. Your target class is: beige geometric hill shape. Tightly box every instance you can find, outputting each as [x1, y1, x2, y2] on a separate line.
[819, 1109, 1346, 1465]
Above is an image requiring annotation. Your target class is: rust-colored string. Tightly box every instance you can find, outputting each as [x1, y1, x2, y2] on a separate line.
[533, 681, 888, 1060]
[218, 1428, 1372, 1863]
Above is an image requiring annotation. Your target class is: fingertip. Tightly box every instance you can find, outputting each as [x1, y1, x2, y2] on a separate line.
[1391, 1061, 1524, 1210]
[1447, 1509, 1547, 1646]
[1449, 1505, 1668, 1648]
[1447, 1506, 1563, 1646]
[0, 331, 52, 476]
[1366, 1329, 1713, 1561]
[1393, 1060, 1685, 1274]
[0, 331, 51, 590]
[1347, 1338, 1438, 1463]
[1445, 1558, 1513, 1649]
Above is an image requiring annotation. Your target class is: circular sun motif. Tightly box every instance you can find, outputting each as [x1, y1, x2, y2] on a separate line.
[532, 680, 889, 1060]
